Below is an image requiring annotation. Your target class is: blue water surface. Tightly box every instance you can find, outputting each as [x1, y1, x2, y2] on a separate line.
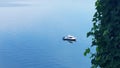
[0, 0, 95, 68]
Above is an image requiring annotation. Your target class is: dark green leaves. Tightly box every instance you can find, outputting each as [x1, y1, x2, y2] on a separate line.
[87, 32, 94, 37]
[86, 0, 120, 68]
[84, 48, 90, 56]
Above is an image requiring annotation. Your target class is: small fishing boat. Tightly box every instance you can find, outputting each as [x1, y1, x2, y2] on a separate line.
[63, 35, 76, 42]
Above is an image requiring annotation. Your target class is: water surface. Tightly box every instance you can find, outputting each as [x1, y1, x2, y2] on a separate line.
[0, 0, 95, 68]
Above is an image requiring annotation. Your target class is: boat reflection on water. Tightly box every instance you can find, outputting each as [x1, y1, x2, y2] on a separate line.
[63, 35, 76, 43]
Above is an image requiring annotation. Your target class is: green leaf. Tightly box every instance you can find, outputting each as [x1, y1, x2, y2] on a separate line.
[87, 32, 94, 37]
[84, 48, 90, 56]
[103, 30, 108, 36]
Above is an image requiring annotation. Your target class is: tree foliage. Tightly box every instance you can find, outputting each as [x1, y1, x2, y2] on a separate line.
[85, 0, 120, 68]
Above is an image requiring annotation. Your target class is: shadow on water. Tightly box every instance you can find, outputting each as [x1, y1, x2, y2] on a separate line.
[62, 38, 76, 43]
[63, 40, 76, 43]
[0, 2, 30, 7]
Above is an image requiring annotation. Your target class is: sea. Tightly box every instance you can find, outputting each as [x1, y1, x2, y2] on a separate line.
[0, 0, 95, 68]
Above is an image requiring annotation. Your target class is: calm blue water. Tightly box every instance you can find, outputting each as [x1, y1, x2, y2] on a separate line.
[0, 0, 95, 68]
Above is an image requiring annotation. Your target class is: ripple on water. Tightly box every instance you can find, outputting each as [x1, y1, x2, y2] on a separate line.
[0, 2, 31, 7]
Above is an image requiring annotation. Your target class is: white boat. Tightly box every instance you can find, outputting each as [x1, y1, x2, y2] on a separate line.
[63, 35, 76, 41]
